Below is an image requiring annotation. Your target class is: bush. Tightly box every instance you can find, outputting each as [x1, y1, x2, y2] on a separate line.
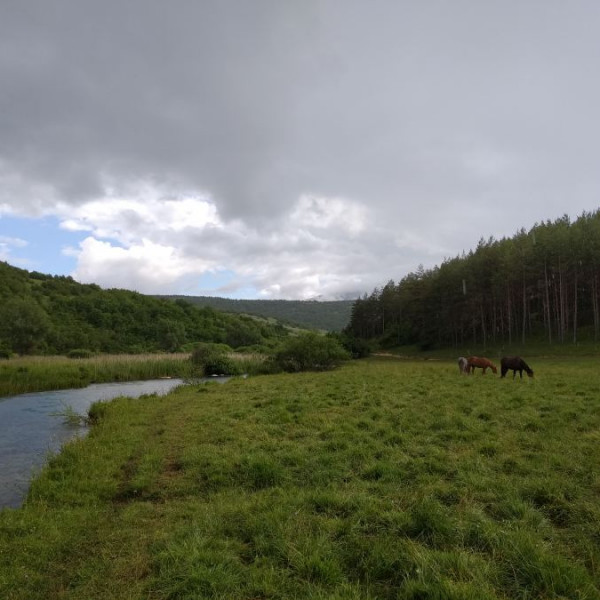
[203, 354, 243, 377]
[0, 348, 11, 360]
[346, 337, 372, 359]
[190, 343, 242, 376]
[274, 333, 350, 372]
[329, 332, 372, 359]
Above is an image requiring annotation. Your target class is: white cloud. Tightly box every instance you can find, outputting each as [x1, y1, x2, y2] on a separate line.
[0, 234, 28, 265]
[60, 219, 93, 232]
[56, 185, 221, 244]
[71, 237, 215, 293]
[55, 185, 399, 298]
[0, 235, 26, 264]
[0, 235, 27, 248]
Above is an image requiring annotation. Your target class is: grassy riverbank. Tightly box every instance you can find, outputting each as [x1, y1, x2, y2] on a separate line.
[1, 357, 599, 599]
[0, 353, 193, 397]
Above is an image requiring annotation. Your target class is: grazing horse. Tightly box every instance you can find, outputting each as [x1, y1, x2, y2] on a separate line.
[467, 356, 497, 375]
[458, 356, 469, 374]
[501, 356, 534, 379]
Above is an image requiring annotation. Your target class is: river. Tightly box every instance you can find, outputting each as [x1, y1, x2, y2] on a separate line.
[0, 378, 227, 509]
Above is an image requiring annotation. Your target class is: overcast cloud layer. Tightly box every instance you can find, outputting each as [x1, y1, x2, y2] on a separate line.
[2, 1, 600, 299]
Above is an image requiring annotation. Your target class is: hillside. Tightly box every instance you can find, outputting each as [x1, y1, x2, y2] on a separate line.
[0, 262, 290, 355]
[158, 295, 354, 332]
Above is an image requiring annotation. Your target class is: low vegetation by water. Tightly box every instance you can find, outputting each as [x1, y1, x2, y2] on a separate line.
[0, 353, 193, 397]
[0, 331, 350, 397]
[1, 357, 599, 599]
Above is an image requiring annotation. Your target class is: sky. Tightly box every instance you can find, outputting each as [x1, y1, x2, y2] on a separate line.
[1, 1, 600, 300]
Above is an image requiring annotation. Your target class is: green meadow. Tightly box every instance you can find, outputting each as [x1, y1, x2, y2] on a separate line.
[1, 357, 599, 599]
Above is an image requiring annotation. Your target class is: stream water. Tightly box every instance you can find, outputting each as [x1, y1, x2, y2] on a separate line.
[0, 378, 210, 509]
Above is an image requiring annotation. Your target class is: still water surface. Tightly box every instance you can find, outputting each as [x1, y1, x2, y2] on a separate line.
[0, 378, 197, 509]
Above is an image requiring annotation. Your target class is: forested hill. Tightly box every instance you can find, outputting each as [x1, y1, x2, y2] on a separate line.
[347, 210, 600, 350]
[0, 262, 290, 355]
[156, 295, 354, 332]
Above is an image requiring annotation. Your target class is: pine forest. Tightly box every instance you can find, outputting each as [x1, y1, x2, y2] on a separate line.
[346, 211, 600, 349]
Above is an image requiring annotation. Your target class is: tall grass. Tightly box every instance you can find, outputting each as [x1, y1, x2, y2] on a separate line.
[1, 357, 599, 598]
[229, 351, 272, 374]
[0, 353, 193, 397]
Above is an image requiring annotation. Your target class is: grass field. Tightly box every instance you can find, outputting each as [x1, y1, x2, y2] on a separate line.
[1, 356, 599, 599]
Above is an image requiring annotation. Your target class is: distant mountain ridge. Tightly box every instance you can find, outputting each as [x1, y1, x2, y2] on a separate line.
[157, 295, 354, 331]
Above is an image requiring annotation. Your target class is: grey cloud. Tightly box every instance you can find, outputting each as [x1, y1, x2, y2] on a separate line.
[2, 1, 600, 297]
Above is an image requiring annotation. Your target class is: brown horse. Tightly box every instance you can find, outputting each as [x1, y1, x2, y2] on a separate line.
[501, 356, 534, 379]
[467, 356, 497, 375]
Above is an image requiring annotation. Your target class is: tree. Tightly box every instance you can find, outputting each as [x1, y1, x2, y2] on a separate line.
[274, 333, 350, 372]
[157, 318, 186, 352]
[0, 298, 51, 354]
[346, 209, 600, 349]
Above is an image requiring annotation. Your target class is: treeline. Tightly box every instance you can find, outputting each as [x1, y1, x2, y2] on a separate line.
[346, 211, 600, 349]
[157, 295, 353, 332]
[0, 263, 289, 355]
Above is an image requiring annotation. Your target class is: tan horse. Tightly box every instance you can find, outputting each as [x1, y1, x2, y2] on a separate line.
[467, 356, 497, 375]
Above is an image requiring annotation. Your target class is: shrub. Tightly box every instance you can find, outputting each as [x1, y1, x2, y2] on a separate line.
[203, 354, 243, 377]
[274, 333, 350, 372]
[330, 332, 371, 359]
[190, 343, 242, 376]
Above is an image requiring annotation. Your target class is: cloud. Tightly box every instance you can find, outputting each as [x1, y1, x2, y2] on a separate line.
[0, 233, 28, 267]
[68, 237, 213, 293]
[59, 186, 392, 298]
[291, 195, 367, 235]
[2, 2, 600, 298]
[0, 234, 27, 261]
[0, 235, 27, 248]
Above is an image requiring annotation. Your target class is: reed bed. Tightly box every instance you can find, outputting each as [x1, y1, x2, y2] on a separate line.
[0, 353, 193, 397]
[228, 351, 271, 374]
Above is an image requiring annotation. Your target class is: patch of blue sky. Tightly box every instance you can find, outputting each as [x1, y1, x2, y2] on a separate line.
[0, 215, 86, 275]
[191, 269, 259, 299]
